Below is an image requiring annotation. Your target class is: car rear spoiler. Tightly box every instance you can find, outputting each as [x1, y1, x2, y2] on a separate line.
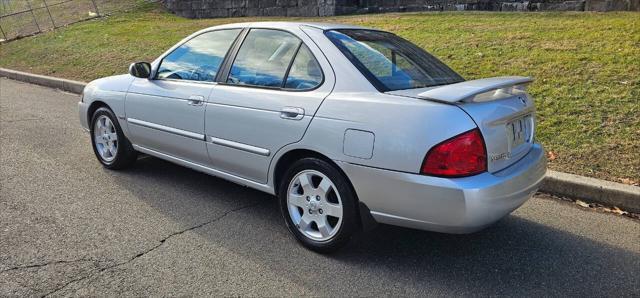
[417, 76, 534, 103]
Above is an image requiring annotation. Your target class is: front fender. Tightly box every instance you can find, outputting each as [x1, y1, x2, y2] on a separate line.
[81, 74, 134, 135]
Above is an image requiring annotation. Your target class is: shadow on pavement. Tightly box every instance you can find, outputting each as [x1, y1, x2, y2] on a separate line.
[111, 156, 640, 296]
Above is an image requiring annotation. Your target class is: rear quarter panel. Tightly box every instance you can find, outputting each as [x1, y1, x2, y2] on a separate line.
[299, 25, 478, 174]
[301, 92, 478, 173]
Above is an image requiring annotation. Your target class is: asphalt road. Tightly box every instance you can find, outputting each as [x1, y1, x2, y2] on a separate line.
[1, 78, 639, 297]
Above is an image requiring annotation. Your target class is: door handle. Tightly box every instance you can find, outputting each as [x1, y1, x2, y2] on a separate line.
[280, 107, 305, 120]
[187, 95, 204, 106]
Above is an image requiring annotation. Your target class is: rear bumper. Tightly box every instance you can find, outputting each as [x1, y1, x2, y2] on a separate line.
[338, 143, 547, 234]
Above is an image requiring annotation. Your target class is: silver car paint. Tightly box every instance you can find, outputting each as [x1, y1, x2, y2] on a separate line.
[79, 22, 547, 233]
[338, 143, 546, 233]
[204, 25, 336, 183]
[390, 83, 537, 173]
[301, 91, 477, 173]
[405, 76, 534, 103]
[126, 79, 213, 166]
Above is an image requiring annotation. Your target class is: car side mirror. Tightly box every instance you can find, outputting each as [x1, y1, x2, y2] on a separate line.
[129, 62, 151, 79]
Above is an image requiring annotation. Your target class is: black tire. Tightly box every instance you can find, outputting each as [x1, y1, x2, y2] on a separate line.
[278, 157, 359, 253]
[90, 107, 137, 170]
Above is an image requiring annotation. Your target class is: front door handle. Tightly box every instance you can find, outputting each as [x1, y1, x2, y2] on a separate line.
[187, 95, 204, 106]
[280, 107, 305, 120]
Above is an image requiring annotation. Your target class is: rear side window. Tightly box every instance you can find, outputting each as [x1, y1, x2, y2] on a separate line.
[228, 29, 300, 88]
[284, 44, 323, 90]
[157, 29, 241, 82]
[325, 29, 464, 91]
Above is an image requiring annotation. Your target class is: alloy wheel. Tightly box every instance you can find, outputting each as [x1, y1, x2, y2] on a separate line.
[93, 115, 118, 162]
[287, 170, 343, 241]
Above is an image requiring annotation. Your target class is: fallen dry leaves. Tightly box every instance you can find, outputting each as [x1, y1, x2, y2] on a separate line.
[607, 206, 629, 216]
[573, 199, 636, 219]
[576, 200, 590, 208]
[547, 151, 558, 161]
[538, 193, 640, 220]
[619, 178, 639, 186]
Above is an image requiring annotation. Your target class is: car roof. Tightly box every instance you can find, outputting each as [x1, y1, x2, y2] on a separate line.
[205, 21, 372, 31]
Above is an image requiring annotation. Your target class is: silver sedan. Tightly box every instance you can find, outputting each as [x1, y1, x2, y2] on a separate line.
[78, 22, 547, 252]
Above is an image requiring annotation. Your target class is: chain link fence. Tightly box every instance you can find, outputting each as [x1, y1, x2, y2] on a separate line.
[0, 0, 143, 42]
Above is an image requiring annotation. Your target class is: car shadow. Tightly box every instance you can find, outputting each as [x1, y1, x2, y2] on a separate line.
[110, 156, 640, 296]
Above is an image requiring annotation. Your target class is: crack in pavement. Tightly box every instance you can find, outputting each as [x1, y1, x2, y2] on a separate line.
[0, 118, 43, 123]
[0, 258, 100, 274]
[40, 200, 266, 297]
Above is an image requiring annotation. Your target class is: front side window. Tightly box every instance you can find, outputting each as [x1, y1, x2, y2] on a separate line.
[157, 29, 241, 82]
[325, 30, 464, 91]
[227, 29, 301, 88]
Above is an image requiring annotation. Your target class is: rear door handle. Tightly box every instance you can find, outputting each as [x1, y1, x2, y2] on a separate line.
[280, 107, 305, 120]
[187, 95, 204, 106]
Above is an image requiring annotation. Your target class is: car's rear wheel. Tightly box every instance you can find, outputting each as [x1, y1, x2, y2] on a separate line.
[279, 157, 358, 253]
[90, 107, 137, 170]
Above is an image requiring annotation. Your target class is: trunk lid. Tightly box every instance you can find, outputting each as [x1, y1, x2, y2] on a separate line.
[387, 76, 536, 173]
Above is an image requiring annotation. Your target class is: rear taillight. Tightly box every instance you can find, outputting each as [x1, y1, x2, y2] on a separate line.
[421, 128, 487, 177]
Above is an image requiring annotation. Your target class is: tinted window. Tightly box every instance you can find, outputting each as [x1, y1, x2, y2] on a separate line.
[325, 30, 464, 91]
[284, 44, 323, 90]
[157, 29, 241, 82]
[228, 29, 301, 88]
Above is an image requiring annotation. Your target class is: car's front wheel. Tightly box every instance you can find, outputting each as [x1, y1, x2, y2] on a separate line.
[90, 107, 137, 170]
[279, 158, 359, 253]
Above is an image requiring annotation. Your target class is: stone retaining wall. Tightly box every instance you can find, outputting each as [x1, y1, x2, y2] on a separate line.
[161, 0, 639, 18]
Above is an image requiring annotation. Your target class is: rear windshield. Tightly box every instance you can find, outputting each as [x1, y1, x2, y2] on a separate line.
[325, 29, 464, 92]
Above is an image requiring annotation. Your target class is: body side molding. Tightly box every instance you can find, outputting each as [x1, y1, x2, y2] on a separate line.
[208, 136, 271, 156]
[127, 118, 205, 140]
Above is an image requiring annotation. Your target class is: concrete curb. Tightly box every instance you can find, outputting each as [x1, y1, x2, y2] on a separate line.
[541, 170, 640, 213]
[1, 68, 639, 212]
[0, 68, 85, 94]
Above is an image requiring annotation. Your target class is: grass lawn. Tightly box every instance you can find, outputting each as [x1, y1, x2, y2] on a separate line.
[0, 3, 638, 183]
